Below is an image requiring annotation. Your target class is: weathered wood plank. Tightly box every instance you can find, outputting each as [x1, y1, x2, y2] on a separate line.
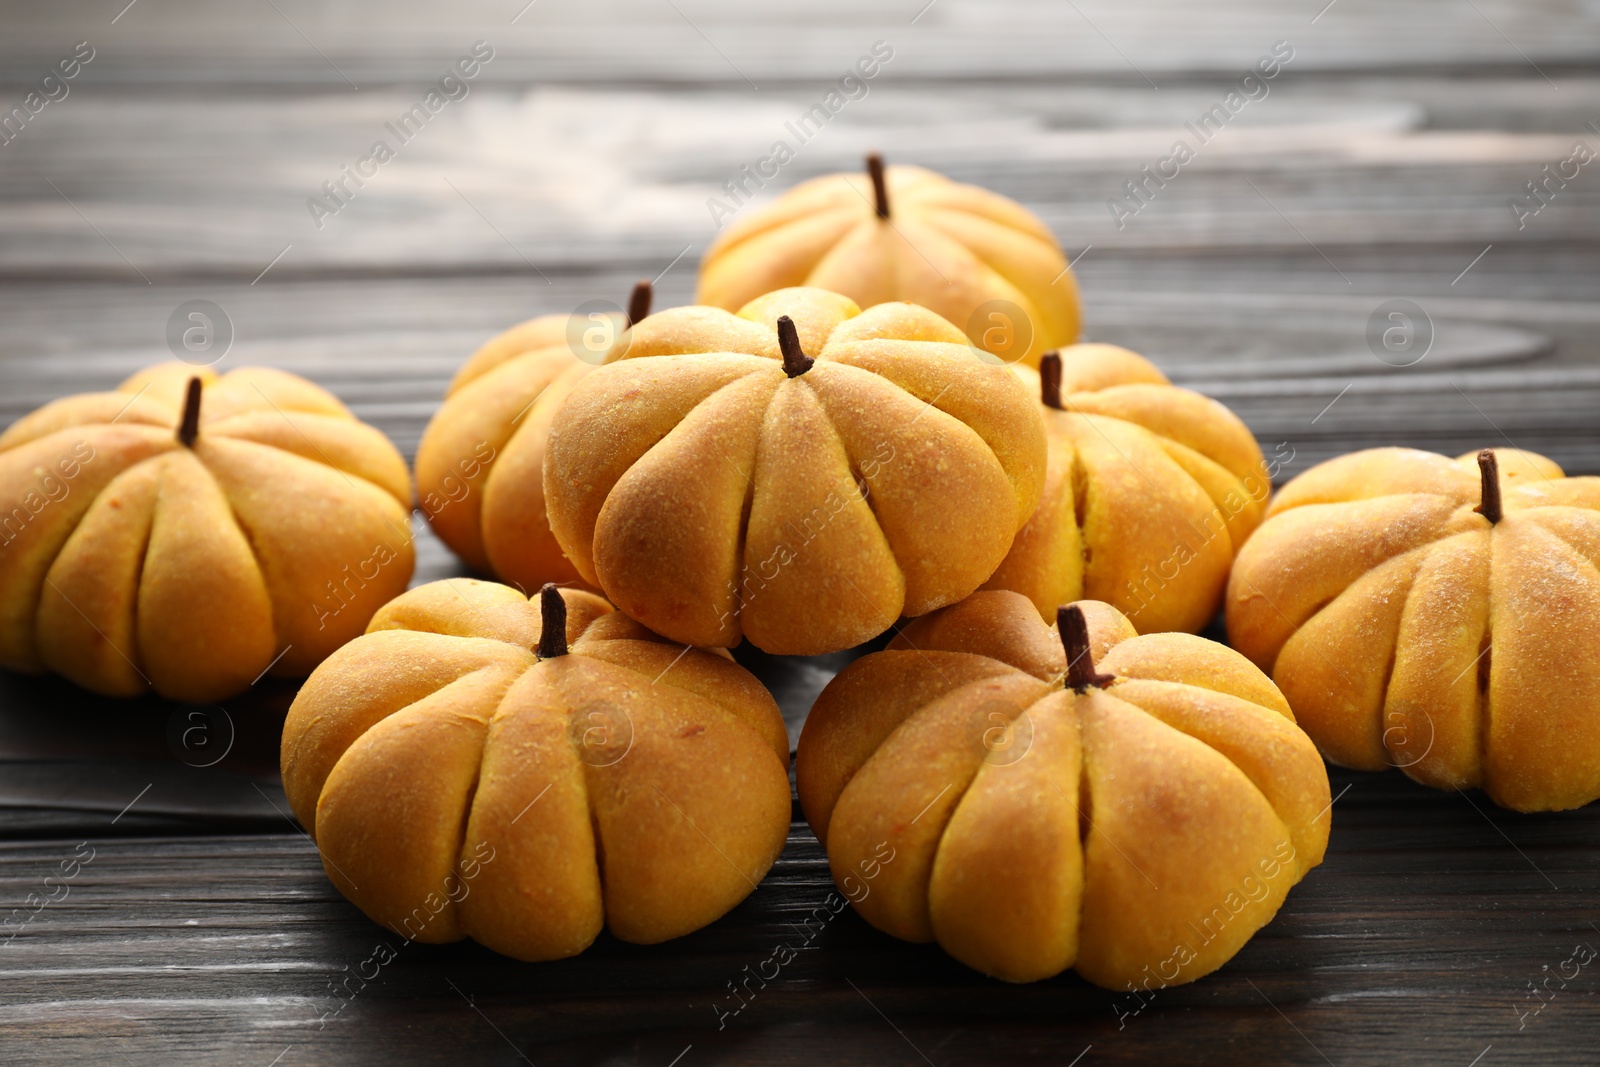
[0, 77, 1596, 275]
[2, 0, 1597, 85]
[0, 767, 1596, 1065]
[3, 265, 1597, 479]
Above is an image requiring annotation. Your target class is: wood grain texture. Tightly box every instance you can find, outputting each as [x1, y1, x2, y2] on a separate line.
[1, 771, 1598, 1066]
[2, 0, 1600, 1061]
[3, 81, 1599, 275]
[3, 0, 1598, 86]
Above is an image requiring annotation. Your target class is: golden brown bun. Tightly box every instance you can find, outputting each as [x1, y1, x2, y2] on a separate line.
[415, 311, 615, 592]
[1227, 446, 1600, 812]
[697, 162, 1079, 367]
[281, 580, 791, 960]
[797, 591, 1329, 987]
[544, 288, 1048, 655]
[0, 363, 413, 701]
[982, 345, 1270, 633]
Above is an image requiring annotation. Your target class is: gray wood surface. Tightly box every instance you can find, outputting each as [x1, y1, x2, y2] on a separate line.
[2, 0, 1599, 1063]
[3, 769, 1597, 1066]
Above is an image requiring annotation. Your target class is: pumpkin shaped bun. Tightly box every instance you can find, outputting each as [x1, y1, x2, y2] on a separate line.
[698, 155, 1079, 368]
[797, 591, 1330, 987]
[544, 287, 1047, 655]
[0, 363, 413, 701]
[416, 282, 653, 592]
[983, 346, 1271, 634]
[1228, 447, 1600, 813]
[282, 580, 791, 960]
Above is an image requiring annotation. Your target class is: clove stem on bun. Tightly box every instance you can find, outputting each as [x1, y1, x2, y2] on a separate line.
[538, 583, 569, 659]
[625, 279, 653, 329]
[1040, 351, 1064, 410]
[776, 316, 815, 378]
[177, 377, 203, 448]
[1058, 605, 1116, 694]
[1475, 449, 1503, 525]
[866, 153, 890, 220]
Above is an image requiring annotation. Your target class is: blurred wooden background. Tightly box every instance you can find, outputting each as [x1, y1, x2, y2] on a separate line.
[1, 1, 1598, 1063]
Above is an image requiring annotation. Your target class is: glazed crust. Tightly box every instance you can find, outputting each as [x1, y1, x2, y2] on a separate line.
[1227, 446, 1600, 812]
[697, 164, 1080, 368]
[281, 579, 792, 960]
[0, 363, 413, 701]
[982, 345, 1270, 633]
[544, 288, 1048, 655]
[796, 590, 1329, 987]
[415, 312, 616, 591]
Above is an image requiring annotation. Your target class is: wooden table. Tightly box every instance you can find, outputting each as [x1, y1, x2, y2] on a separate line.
[3, 2, 1598, 1063]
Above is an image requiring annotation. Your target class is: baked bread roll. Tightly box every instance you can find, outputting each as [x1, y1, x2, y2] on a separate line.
[798, 590, 1329, 986]
[698, 155, 1079, 368]
[984, 346, 1270, 633]
[1228, 446, 1600, 811]
[416, 282, 653, 591]
[281, 579, 791, 959]
[544, 286, 1047, 655]
[0, 362, 412, 700]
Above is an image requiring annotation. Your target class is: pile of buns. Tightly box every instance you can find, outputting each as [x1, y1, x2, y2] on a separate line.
[3, 156, 1595, 989]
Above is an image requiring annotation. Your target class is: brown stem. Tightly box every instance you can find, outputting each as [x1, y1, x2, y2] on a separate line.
[776, 316, 814, 377]
[625, 279, 653, 329]
[1040, 351, 1064, 410]
[177, 377, 202, 448]
[1475, 449, 1502, 524]
[538, 583, 568, 659]
[866, 153, 890, 220]
[1058, 605, 1115, 694]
